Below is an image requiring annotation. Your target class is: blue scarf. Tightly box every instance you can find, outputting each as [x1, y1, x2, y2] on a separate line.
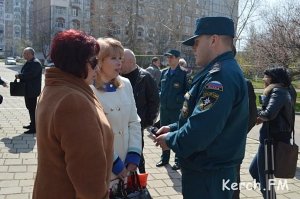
[103, 83, 117, 92]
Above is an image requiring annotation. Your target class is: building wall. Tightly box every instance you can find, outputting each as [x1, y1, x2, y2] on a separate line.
[0, 0, 4, 57]
[32, 0, 238, 61]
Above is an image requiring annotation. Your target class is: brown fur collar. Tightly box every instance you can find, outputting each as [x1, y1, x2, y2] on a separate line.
[263, 83, 283, 96]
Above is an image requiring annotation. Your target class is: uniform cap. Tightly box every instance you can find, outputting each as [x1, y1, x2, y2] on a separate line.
[182, 17, 235, 46]
[164, 49, 180, 58]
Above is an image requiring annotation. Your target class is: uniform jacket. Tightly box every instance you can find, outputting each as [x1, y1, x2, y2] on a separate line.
[33, 67, 114, 199]
[166, 52, 249, 171]
[19, 58, 42, 98]
[146, 64, 161, 86]
[123, 67, 159, 129]
[92, 76, 142, 180]
[258, 84, 294, 143]
[159, 66, 188, 110]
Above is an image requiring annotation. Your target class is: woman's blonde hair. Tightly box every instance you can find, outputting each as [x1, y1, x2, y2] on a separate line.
[95, 37, 124, 89]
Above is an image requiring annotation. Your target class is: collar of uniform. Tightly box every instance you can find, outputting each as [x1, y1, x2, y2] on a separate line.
[191, 51, 234, 85]
[167, 65, 180, 76]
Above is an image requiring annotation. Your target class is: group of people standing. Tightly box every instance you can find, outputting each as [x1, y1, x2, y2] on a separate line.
[9, 16, 295, 199]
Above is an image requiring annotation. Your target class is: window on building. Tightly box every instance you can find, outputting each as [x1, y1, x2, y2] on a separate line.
[56, 6, 66, 15]
[72, 8, 79, 17]
[56, 18, 65, 28]
[138, 6, 144, 15]
[15, 0, 20, 7]
[176, 3, 181, 12]
[148, 28, 155, 38]
[72, 20, 80, 29]
[137, 27, 144, 37]
[185, 26, 189, 34]
[14, 26, 20, 38]
[185, 16, 191, 24]
[99, 2, 104, 9]
[112, 25, 120, 35]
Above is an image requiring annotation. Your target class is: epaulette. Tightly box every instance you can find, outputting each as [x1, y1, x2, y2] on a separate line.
[209, 63, 221, 74]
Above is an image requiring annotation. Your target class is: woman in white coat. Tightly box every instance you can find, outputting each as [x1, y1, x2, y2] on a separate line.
[91, 38, 142, 187]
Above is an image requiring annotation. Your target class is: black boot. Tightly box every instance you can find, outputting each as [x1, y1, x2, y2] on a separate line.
[171, 154, 181, 170]
[156, 150, 170, 167]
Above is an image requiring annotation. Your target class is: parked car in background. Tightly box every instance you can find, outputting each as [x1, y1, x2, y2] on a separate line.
[44, 59, 54, 67]
[5, 57, 17, 65]
[15, 56, 22, 62]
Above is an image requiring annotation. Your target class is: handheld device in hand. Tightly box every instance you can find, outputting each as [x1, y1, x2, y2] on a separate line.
[149, 127, 159, 137]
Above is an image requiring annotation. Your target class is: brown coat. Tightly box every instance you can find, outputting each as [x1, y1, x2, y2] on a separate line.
[33, 67, 114, 199]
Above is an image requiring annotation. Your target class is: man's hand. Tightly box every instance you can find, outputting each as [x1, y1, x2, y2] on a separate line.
[155, 133, 170, 151]
[156, 125, 170, 136]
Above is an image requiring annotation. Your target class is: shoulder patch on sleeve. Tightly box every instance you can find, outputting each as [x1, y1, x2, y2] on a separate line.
[205, 81, 223, 92]
[199, 91, 220, 111]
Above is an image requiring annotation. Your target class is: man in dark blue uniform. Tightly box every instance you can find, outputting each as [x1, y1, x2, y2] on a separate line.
[156, 49, 188, 170]
[155, 17, 249, 199]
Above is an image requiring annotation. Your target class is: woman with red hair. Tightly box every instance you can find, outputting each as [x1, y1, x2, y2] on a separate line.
[33, 29, 114, 199]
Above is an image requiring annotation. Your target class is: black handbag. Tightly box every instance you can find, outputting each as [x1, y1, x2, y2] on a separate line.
[0, 94, 3, 104]
[10, 79, 25, 96]
[110, 172, 152, 199]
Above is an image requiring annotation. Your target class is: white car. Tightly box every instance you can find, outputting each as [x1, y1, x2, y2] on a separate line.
[5, 57, 17, 65]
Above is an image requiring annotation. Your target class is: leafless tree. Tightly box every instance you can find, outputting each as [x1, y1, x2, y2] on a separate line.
[245, 1, 300, 77]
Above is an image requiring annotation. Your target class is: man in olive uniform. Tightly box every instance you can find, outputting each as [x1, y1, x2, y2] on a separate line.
[155, 17, 249, 199]
[156, 49, 188, 170]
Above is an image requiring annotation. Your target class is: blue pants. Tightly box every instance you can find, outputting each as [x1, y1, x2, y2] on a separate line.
[181, 167, 236, 199]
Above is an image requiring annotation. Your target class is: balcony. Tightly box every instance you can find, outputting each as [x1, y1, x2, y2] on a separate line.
[70, 0, 81, 8]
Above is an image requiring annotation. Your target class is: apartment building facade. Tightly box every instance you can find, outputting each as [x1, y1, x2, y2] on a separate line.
[32, 0, 237, 62]
[0, 0, 33, 57]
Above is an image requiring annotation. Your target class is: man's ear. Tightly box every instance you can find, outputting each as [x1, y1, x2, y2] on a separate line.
[209, 35, 219, 47]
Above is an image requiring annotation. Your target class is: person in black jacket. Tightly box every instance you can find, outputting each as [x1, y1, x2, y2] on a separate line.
[16, 47, 42, 134]
[0, 76, 8, 104]
[121, 48, 160, 173]
[249, 67, 294, 199]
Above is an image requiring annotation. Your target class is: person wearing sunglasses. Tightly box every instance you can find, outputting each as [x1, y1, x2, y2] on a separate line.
[33, 29, 114, 199]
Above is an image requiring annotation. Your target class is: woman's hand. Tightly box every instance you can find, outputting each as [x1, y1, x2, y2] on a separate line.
[127, 163, 137, 172]
[117, 168, 128, 180]
[256, 117, 264, 125]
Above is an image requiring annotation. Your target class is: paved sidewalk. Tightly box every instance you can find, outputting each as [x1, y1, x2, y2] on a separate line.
[0, 65, 300, 198]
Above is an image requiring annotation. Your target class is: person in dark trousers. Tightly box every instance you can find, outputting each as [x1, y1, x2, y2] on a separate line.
[156, 49, 188, 170]
[121, 49, 160, 173]
[0, 77, 8, 88]
[154, 17, 249, 199]
[15, 47, 42, 134]
[0, 76, 8, 105]
[233, 78, 257, 199]
[249, 67, 294, 199]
